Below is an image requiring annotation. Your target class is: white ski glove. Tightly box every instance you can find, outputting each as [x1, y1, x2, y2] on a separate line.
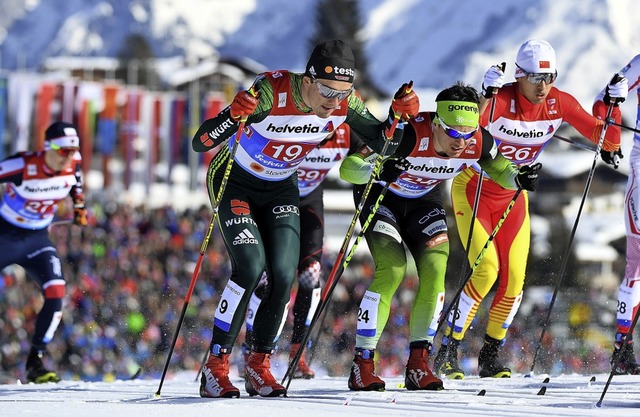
[482, 64, 506, 98]
[604, 73, 628, 106]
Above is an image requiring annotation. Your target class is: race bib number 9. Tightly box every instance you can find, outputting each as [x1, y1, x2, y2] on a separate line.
[214, 281, 246, 332]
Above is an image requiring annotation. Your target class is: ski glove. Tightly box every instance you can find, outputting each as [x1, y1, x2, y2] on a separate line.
[74, 204, 88, 226]
[377, 157, 410, 184]
[515, 162, 542, 191]
[604, 73, 628, 106]
[230, 89, 259, 121]
[601, 148, 623, 169]
[390, 81, 420, 121]
[482, 63, 506, 99]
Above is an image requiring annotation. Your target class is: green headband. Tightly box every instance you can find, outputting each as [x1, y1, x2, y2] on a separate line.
[435, 100, 479, 128]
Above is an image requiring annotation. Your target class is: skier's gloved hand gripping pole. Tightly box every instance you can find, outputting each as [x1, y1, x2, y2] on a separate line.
[155, 88, 257, 397]
[440, 63, 504, 340]
[528, 73, 626, 376]
[282, 82, 418, 389]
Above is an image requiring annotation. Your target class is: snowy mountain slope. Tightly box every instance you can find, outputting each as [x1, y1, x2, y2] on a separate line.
[1, 373, 639, 417]
[2, 0, 639, 103]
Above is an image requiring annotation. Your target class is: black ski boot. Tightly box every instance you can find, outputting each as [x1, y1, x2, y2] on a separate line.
[433, 337, 465, 379]
[611, 333, 640, 375]
[478, 335, 511, 378]
[26, 349, 60, 383]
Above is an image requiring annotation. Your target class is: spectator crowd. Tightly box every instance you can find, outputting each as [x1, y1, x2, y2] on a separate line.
[0, 199, 617, 383]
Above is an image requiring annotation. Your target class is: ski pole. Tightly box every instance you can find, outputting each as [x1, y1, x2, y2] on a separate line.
[607, 120, 640, 135]
[596, 305, 640, 407]
[528, 100, 617, 376]
[155, 95, 252, 397]
[437, 188, 522, 334]
[282, 111, 404, 387]
[553, 134, 596, 152]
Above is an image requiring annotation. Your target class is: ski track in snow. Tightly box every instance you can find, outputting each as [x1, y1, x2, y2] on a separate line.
[0, 373, 639, 417]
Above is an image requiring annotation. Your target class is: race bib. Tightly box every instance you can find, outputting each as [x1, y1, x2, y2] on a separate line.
[357, 290, 381, 338]
[214, 281, 246, 332]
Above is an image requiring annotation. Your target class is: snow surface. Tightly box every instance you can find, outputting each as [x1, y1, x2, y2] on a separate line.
[2, 372, 639, 417]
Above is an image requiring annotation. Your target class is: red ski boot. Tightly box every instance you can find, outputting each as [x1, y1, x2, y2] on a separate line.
[245, 352, 287, 397]
[200, 349, 240, 398]
[290, 343, 315, 379]
[348, 349, 385, 391]
[404, 344, 443, 390]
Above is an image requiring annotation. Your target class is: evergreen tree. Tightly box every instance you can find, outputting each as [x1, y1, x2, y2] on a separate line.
[116, 34, 159, 88]
[310, 0, 383, 99]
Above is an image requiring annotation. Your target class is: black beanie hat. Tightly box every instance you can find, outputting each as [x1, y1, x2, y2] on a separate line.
[305, 39, 355, 83]
[44, 121, 80, 150]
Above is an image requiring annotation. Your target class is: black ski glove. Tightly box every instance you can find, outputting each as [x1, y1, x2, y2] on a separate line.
[378, 157, 410, 184]
[515, 163, 542, 191]
[600, 148, 623, 169]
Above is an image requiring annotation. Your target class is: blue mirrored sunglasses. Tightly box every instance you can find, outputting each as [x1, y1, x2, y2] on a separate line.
[436, 116, 478, 140]
[515, 63, 557, 84]
[312, 78, 353, 101]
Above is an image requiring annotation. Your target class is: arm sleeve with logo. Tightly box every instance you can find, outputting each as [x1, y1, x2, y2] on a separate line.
[0, 155, 25, 185]
[345, 92, 404, 156]
[477, 128, 519, 189]
[561, 90, 621, 152]
[339, 122, 415, 184]
[191, 77, 272, 152]
[339, 148, 375, 185]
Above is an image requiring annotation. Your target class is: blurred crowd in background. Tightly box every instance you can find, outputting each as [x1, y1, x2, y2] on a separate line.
[0, 199, 617, 383]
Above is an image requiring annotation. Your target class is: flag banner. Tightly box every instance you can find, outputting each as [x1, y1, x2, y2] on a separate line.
[34, 82, 56, 151]
[120, 89, 141, 189]
[0, 75, 7, 160]
[159, 93, 174, 183]
[96, 83, 120, 188]
[76, 81, 102, 174]
[188, 82, 201, 190]
[139, 92, 155, 191]
[60, 81, 77, 124]
[7, 73, 37, 152]
[170, 96, 187, 167]
[97, 83, 119, 155]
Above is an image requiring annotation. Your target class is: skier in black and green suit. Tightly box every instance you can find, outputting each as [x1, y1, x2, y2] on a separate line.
[191, 39, 419, 398]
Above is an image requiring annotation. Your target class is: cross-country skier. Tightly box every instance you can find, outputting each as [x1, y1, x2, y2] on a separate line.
[0, 121, 87, 383]
[241, 123, 364, 379]
[594, 53, 640, 375]
[339, 82, 540, 391]
[192, 39, 419, 398]
[434, 39, 628, 379]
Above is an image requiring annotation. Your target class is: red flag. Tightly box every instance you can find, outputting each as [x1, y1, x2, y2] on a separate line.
[34, 83, 56, 151]
[202, 92, 225, 168]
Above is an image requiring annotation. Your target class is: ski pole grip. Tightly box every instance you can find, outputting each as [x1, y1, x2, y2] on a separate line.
[609, 73, 624, 106]
[491, 62, 506, 96]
